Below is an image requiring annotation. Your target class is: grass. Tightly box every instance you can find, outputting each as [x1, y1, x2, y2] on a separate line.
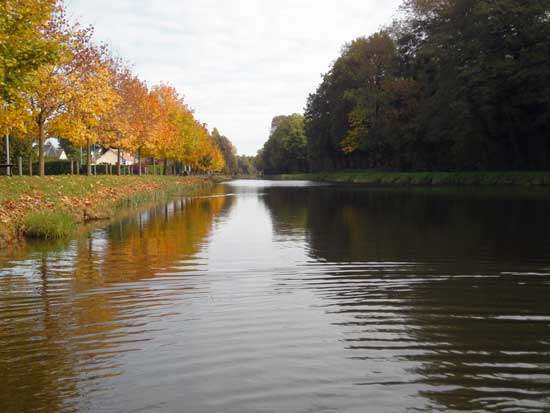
[23, 211, 76, 240]
[0, 175, 218, 245]
[271, 170, 550, 186]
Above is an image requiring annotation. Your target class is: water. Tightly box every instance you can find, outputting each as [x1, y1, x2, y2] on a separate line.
[1, 180, 550, 412]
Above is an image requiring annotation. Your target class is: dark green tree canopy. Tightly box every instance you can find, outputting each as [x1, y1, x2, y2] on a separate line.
[301, 0, 550, 172]
[258, 114, 307, 174]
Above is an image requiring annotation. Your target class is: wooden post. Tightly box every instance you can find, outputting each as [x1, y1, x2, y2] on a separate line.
[18, 157, 22, 176]
[117, 148, 121, 176]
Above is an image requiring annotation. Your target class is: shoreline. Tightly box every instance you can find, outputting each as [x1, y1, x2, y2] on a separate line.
[0, 175, 221, 247]
[268, 171, 550, 186]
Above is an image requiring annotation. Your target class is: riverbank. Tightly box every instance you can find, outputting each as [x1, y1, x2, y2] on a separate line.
[0, 175, 218, 246]
[272, 171, 550, 186]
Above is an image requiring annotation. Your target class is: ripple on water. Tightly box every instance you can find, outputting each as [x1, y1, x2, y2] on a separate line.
[1, 182, 550, 412]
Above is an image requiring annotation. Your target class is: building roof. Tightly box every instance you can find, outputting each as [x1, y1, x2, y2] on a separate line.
[94, 148, 136, 165]
[35, 142, 67, 159]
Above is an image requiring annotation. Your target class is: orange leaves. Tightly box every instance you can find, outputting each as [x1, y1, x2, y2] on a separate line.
[0, 192, 54, 226]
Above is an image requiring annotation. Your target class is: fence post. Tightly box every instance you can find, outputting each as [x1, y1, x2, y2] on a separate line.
[18, 157, 22, 176]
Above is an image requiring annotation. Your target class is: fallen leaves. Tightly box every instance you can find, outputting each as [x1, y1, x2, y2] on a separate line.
[0, 176, 211, 240]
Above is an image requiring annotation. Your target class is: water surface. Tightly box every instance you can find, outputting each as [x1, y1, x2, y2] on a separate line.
[1, 180, 550, 412]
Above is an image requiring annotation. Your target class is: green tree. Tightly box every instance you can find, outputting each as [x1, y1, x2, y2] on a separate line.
[303, 0, 550, 172]
[259, 114, 307, 174]
[236, 155, 257, 175]
[400, 0, 550, 170]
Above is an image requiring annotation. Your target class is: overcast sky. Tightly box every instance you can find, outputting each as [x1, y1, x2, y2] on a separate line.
[65, 0, 402, 155]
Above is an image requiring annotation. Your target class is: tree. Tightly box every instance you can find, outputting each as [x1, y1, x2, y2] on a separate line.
[149, 84, 184, 174]
[302, 0, 550, 172]
[22, 18, 116, 176]
[53, 44, 120, 175]
[259, 114, 307, 174]
[211, 128, 238, 175]
[400, 0, 550, 170]
[236, 155, 257, 175]
[0, 0, 61, 103]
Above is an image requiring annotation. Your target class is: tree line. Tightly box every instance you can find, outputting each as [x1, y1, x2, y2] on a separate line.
[259, 0, 550, 174]
[211, 128, 258, 176]
[1, 0, 225, 176]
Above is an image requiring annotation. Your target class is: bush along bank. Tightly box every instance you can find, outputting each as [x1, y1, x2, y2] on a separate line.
[271, 171, 550, 186]
[0, 175, 217, 246]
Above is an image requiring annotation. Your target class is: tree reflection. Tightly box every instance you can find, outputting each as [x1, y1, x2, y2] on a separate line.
[0, 188, 233, 412]
[261, 185, 550, 411]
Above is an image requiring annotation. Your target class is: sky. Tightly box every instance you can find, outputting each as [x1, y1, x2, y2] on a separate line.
[65, 0, 403, 155]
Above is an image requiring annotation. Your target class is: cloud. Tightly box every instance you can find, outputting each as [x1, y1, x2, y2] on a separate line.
[66, 0, 402, 155]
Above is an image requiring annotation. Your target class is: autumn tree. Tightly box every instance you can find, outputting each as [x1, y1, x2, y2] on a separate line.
[53, 45, 120, 175]
[21, 16, 116, 176]
[149, 84, 184, 174]
[0, 0, 61, 103]
[211, 128, 238, 175]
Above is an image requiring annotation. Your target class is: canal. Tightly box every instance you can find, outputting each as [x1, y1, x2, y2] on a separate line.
[1, 180, 550, 412]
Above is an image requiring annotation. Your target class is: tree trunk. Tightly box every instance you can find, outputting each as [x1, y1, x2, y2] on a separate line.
[87, 138, 92, 176]
[38, 123, 45, 177]
[164, 158, 168, 176]
[28, 157, 33, 176]
[138, 148, 142, 176]
[5, 135, 10, 176]
[117, 148, 121, 176]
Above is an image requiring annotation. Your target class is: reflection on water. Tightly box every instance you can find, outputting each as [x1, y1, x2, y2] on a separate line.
[1, 181, 550, 412]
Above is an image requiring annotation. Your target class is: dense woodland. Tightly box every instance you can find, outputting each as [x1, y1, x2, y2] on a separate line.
[259, 0, 550, 173]
[0, 0, 225, 176]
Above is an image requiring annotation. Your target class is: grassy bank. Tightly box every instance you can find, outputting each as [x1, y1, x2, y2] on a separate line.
[272, 170, 550, 186]
[0, 175, 217, 246]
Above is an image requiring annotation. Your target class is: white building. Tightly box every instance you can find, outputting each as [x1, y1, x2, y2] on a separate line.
[94, 148, 136, 165]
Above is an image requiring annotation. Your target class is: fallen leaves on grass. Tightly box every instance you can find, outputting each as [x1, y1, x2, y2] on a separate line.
[0, 176, 210, 231]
